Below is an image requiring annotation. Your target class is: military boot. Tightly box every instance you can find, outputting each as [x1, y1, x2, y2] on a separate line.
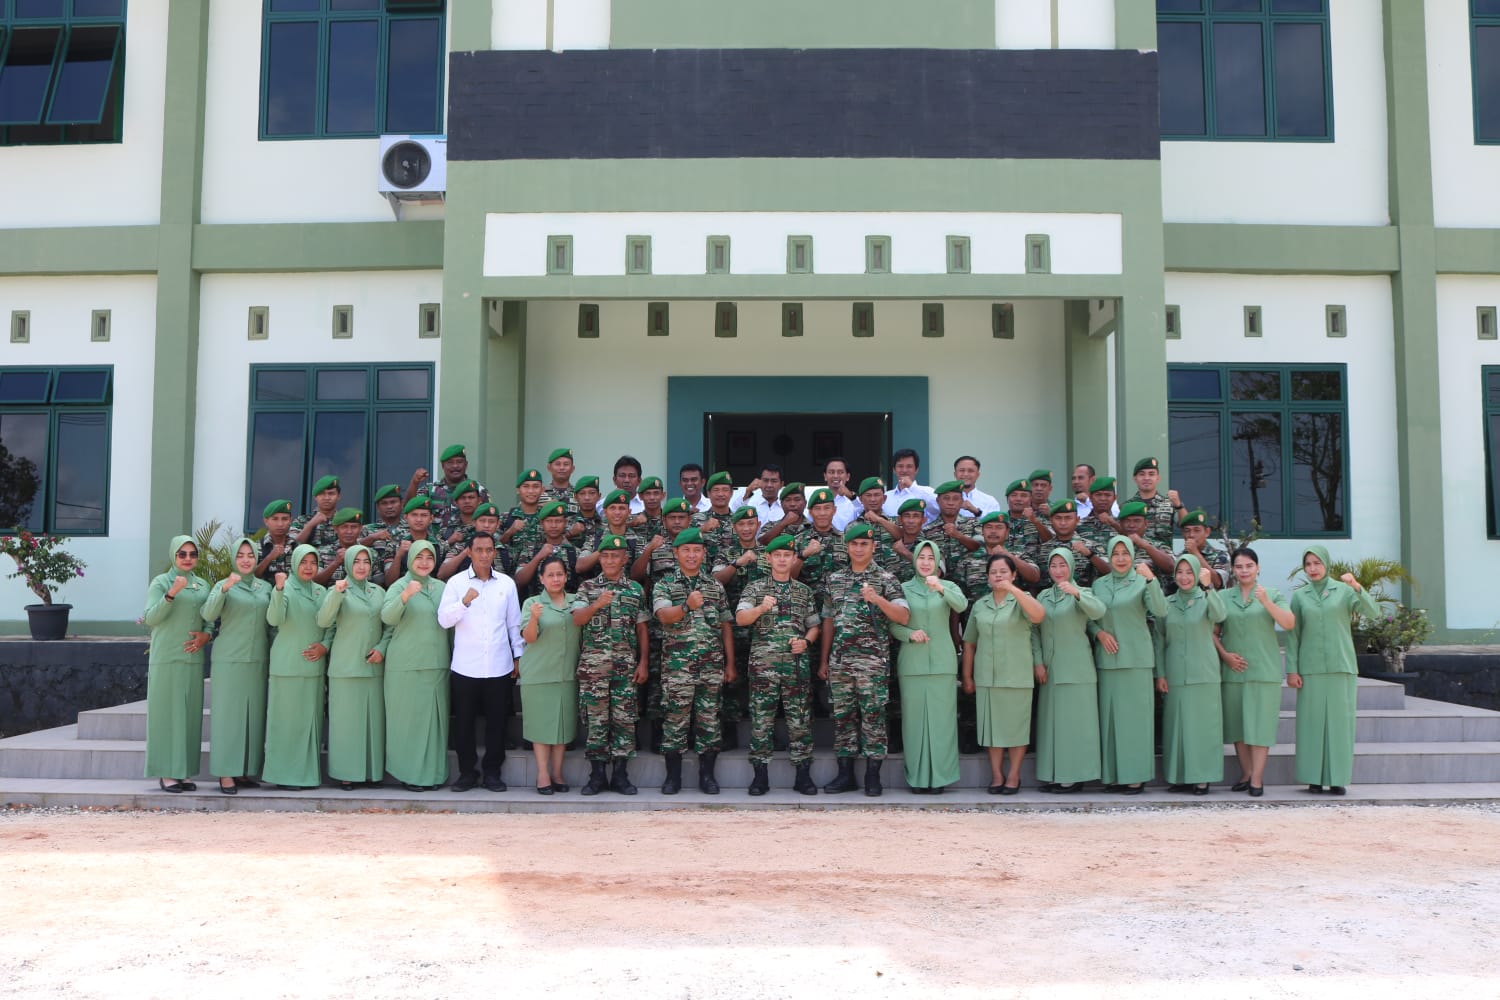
[864, 758, 883, 797]
[661, 753, 683, 795]
[792, 762, 817, 796]
[580, 760, 608, 796]
[610, 757, 637, 795]
[823, 757, 858, 794]
[748, 762, 769, 796]
[698, 751, 720, 794]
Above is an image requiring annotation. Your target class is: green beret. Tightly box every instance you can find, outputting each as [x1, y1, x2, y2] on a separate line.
[1133, 456, 1160, 475]
[1048, 499, 1078, 517]
[978, 511, 1008, 527]
[1118, 501, 1148, 520]
[263, 499, 293, 519]
[1088, 476, 1117, 494]
[1180, 508, 1209, 528]
[731, 506, 759, 523]
[934, 480, 963, 495]
[673, 527, 703, 547]
[311, 474, 340, 495]
[373, 483, 401, 503]
[547, 447, 572, 463]
[857, 476, 885, 495]
[452, 479, 479, 499]
[706, 471, 733, 489]
[898, 498, 926, 515]
[779, 482, 805, 500]
[538, 501, 565, 520]
[403, 495, 432, 515]
[474, 502, 498, 519]
[516, 468, 542, 487]
[764, 535, 796, 553]
[844, 522, 873, 542]
[602, 489, 631, 508]
[575, 475, 600, 491]
[662, 497, 690, 515]
[332, 507, 363, 526]
[439, 444, 466, 462]
[639, 476, 664, 492]
[1004, 479, 1030, 496]
[1029, 469, 1052, 483]
[597, 534, 628, 551]
[807, 487, 834, 507]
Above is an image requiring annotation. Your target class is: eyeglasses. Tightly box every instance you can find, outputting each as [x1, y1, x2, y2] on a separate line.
[177, 550, 198, 559]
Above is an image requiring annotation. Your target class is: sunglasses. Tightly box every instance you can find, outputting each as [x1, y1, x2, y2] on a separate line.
[177, 550, 198, 559]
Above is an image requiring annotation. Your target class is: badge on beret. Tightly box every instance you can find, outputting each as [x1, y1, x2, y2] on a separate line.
[440, 444, 466, 462]
[1133, 457, 1159, 475]
[263, 499, 292, 519]
[934, 480, 962, 495]
[453, 479, 479, 498]
[978, 511, 1008, 526]
[706, 471, 733, 489]
[857, 476, 885, 495]
[764, 535, 796, 553]
[1004, 479, 1030, 496]
[663, 497, 690, 515]
[898, 498, 926, 515]
[731, 506, 759, 523]
[603, 489, 631, 508]
[547, 447, 572, 463]
[311, 474, 340, 495]
[1180, 508, 1209, 528]
[1048, 499, 1077, 517]
[403, 496, 432, 515]
[779, 482, 805, 500]
[1028, 469, 1052, 483]
[538, 501, 565, 520]
[332, 507, 362, 526]
[598, 534, 627, 550]
[373, 483, 401, 503]
[474, 502, 498, 519]
[673, 527, 703, 547]
[844, 522, 873, 542]
[1088, 476, 1116, 493]
[639, 476, 664, 492]
[807, 487, 834, 507]
[516, 469, 542, 487]
[576, 476, 600, 491]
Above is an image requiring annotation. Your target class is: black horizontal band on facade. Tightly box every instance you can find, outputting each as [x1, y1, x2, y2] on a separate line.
[448, 48, 1160, 162]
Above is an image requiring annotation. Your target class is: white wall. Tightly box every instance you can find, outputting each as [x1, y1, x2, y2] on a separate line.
[1161, 0, 1389, 226]
[495, 0, 611, 49]
[520, 298, 1068, 491]
[994, 0, 1113, 49]
[0, 0, 167, 228]
[0, 276, 157, 624]
[192, 271, 444, 533]
[1163, 273, 1400, 579]
[1436, 276, 1500, 629]
[1427, 0, 1500, 228]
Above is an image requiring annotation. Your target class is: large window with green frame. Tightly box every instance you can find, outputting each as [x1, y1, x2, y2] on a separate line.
[1167, 364, 1348, 537]
[1157, 0, 1333, 141]
[1484, 367, 1500, 537]
[0, 0, 127, 146]
[0, 366, 112, 535]
[260, 0, 445, 140]
[1475, 0, 1500, 143]
[244, 363, 433, 530]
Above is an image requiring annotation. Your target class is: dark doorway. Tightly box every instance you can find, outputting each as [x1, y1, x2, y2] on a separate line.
[704, 412, 892, 487]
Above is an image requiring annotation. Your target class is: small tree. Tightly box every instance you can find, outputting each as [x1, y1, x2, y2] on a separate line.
[1, 529, 86, 605]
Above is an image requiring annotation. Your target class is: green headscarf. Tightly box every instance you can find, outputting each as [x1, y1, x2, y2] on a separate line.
[1175, 552, 1204, 594]
[909, 538, 945, 576]
[168, 533, 204, 585]
[229, 536, 263, 589]
[399, 539, 440, 593]
[1046, 546, 1076, 586]
[1303, 544, 1332, 594]
[287, 543, 320, 592]
[342, 544, 377, 594]
[1107, 534, 1135, 579]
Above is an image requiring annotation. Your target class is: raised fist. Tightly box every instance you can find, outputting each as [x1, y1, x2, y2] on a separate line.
[686, 591, 704, 610]
[274, 573, 287, 590]
[333, 579, 348, 593]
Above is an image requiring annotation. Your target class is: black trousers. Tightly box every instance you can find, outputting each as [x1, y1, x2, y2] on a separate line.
[450, 672, 515, 780]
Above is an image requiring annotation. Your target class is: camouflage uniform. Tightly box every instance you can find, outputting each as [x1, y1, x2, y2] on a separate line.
[919, 520, 975, 578]
[881, 537, 922, 582]
[360, 519, 405, 578]
[794, 527, 850, 605]
[419, 477, 492, 537]
[738, 576, 821, 765]
[512, 537, 581, 598]
[693, 509, 736, 562]
[1043, 537, 1099, 590]
[1127, 492, 1176, 553]
[571, 514, 605, 558]
[652, 570, 733, 755]
[320, 541, 386, 588]
[821, 565, 908, 759]
[539, 483, 577, 510]
[389, 531, 446, 578]
[1177, 541, 1230, 591]
[630, 531, 680, 725]
[290, 513, 339, 551]
[572, 574, 650, 761]
[714, 539, 766, 726]
[257, 536, 294, 582]
[502, 505, 544, 564]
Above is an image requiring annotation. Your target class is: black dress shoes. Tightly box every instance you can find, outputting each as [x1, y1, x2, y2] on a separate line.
[1231, 779, 1251, 792]
[451, 773, 480, 793]
[484, 777, 507, 792]
[1249, 785, 1264, 797]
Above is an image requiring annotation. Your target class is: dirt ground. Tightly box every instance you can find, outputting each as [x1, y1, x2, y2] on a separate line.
[2, 805, 1498, 999]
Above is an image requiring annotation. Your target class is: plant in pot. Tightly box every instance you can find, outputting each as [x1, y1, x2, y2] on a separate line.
[1363, 604, 1433, 674]
[2, 528, 87, 640]
[1289, 556, 1412, 653]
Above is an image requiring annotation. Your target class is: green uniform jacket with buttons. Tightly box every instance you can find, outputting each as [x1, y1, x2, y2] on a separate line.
[1219, 585, 1292, 684]
[963, 592, 1036, 689]
[1155, 554, 1228, 686]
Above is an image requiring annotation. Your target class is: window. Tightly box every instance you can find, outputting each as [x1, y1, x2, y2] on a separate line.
[1158, 0, 1332, 141]
[1485, 367, 1500, 537]
[1167, 363, 1348, 537]
[1476, 0, 1500, 143]
[260, 0, 445, 140]
[0, 366, 112, 535]
[0, 0, 126, 146]
[244, 363, 433, 529]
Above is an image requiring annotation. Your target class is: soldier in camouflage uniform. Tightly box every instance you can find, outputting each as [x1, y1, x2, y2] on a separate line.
[568, 476, 603, 551]
[437, 502, 514, 580]
[919, 480, 982, 573]
[712, 505, 765, 743]
[757, 482, 810, 544]
[571, 534, 651, 795]
[291, 474, 342, 550]
[1003, 478, 1051, 564]
[1178, 508, 1230, 590]
[818, 522, 911, 796]
[1127, 456, 1182, 553]
[1117, 500, 1175, 576]
[437, 479, 482, 549]
[692, 471, 737, 560]
[1028, 469, 1055, 523]
[955, 512, 1042, 601]
[577, 489, 645, 580]
[1044, 499, 1106, 588]
[513, 501, 581, 598]
[794, 486, 850, 717]
[359, 484, 406, 578]
[409, 443, 490, 533]
[539, 447, 577, 510]
[652, 527, 736, 794]
[634, 475, 668, 543]
[500, 467, 547, 562]
[1076, 476, 1121, 553]
[388, 495, 446, 580]
[315, 508, 383, 587]
[853, 476, 901, 541]
[632, 496, 695, 744]
[737, 535, 822, 795]
[255, 499, 296, 582]
[884, 499, 929, 580]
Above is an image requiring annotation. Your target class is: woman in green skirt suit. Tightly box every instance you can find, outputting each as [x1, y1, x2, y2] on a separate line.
[144, 535, 212, 792]
[1216, 547, 1295, 797]
[1286, 545, 1378, 795]
[1155, 553, 1227, 795]
[200, 538, 272, 794]
[519, 556, 582, 794]
[381, 539, 451, 791]
[962, 553, 1045, 794]
[263, 545, 332, 789]
[889, 540, 967, 794]
[1032, 547, 1107, 792]
[1089, 535, 1167, 794]
[318, 545, 392, 790]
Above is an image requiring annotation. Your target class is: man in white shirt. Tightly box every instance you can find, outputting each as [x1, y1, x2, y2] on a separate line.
[679, 462, 712, 513]
[953, 454, 1000, 519]
[437, 533, 524, 793]
[1072, 463, 1120, 521]
[880, 448, 938, 523]
[809, 455, 859, 532]
[595, 455, 646, 517]
[731, 463, 785, 523]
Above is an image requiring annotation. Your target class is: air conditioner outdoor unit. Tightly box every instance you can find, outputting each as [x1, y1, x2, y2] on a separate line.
[378, 134, 446, 210]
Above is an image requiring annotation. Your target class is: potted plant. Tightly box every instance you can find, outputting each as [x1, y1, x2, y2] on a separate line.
[2, 528, 87, 640]
[1289, 556, 1413, 653]
[1363, 604, 1433, 674]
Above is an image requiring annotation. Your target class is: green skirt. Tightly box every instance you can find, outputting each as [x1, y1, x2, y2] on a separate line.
[384, 668, 450, 787]
[327, 675, 385, 782]
[209, 657, 267, 779]
[1098, 668, 1155, 786]
[262, 674, 324, 788]
[976, 685, 1031, 749]
[1035, 681, 1101, 784]
[520, 680, 579, 746]
[1161, 681, 1224, 785]
[144, 658, 205, 780]
[899, 673, 960, 789]
[1222, 679, 1280, 748]
[1294, 672, 1356, 787]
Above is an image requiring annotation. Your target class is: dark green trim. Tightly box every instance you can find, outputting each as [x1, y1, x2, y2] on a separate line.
[0, 225, 157, 275]
[992, 303, 1014, 339]
[1164, 223, 1401, 274]
[1435, 227, 1500, 273]
[1479, 306, 1498, 341]
[467, 273, 1129, 300]
[1472, 0, 1500, 144]
[0, 5, 128, 146]
[1325, 304, 1346, 338]
[610, 0, 994, 49]
[0, 365, 114, 536]
[1485, 365, 1500, 537]
[1243, 305, 1262, 338]
[920, 302, 943, 338]
[448, 0, 492, 51]
[851, 302, 874, 337]
[714, 301, 738, 338]
[1025, 234, 1051, 275]
[647, 301, 670, 336]
[577, 302, 599, 338]
[781, 302, 803, 337]
[192, 221, 445, 272]
[1115, 0, 1157, 50]
[706, 235, 731, 274]
[1165, 303, 1181, 339]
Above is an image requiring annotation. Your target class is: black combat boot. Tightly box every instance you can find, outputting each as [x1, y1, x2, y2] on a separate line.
[580, 760, 608, 796]
[698, 751, 720, 794]
[823, 757, 858, 794]
[792, 762, 817, 796]
[610, 757, 637, 795]
[864, 758, 883, 797]
[748, 762, 769, 796]
[661, 753, 682, 795]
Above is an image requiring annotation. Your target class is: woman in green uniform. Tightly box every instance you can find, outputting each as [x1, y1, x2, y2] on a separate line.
[889, 540, 967, 794]
[1156, 553, 1227, 795]
[1216, 547, 1295, 797]
[519, 556, 582, 794]
[200, 538, 272, 794]
[1032, 547, 1107, 792]
[318, 545, 392, 791]
[381, 539, 451, 791]
[143, 535, 212, 792]
[1090, 535, 1168, 794]
[1286, 545, 1378, 795]
[263, 545, 332, 790]
[962, 553, 1046, 794]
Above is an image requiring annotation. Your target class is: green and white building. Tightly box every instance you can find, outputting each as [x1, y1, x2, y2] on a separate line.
[1, 0, 1498, 640]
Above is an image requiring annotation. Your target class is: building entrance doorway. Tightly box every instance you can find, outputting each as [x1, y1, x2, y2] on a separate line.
[704, 411, 891, 488]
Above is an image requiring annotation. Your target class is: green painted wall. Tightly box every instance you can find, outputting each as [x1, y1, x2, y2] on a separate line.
[1164, 224, 1401, 275]
[610, 0, 994, 49]
[191, 222, 445, 272]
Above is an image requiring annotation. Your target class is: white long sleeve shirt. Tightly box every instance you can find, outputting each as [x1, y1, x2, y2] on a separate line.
[882, 483, 939, 523]
[438, 568, 524, 679]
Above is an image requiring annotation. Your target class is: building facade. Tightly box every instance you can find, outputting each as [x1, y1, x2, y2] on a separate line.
[0, 0, 1496, 640]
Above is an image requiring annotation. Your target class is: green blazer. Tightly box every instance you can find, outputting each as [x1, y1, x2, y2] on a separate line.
[889, 577, 966, 677]
[963, 592, 1036, 689]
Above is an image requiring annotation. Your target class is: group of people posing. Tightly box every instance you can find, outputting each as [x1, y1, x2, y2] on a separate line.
[142, 444, 1379, 799]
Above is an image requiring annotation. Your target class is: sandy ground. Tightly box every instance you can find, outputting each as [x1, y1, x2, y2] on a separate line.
[2, 805, 1498, 999]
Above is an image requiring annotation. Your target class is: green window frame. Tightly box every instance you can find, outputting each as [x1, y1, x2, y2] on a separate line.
[1484, 366, 1500, 537]
[259, 0, 445, 141]
[244, 362, 434, 530]
[0, 365, 113, 536]
[1158, 0, 1333, 142]
[1474, 0, 1500, 143]
[0, 0, 127, 147]
[1167, 363, 1349, 538]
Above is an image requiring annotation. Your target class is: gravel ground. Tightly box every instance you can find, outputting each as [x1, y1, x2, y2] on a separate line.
[3, 804, 1498, 998]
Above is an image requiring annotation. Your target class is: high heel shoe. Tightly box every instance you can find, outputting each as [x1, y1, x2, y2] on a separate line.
[1192, 784, 1210, 796]
[1248, 785, 1264, 797]
[1231, 779, 1251, 792]
[219, 779, 238, 795]
[158, 779, 186, 793]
